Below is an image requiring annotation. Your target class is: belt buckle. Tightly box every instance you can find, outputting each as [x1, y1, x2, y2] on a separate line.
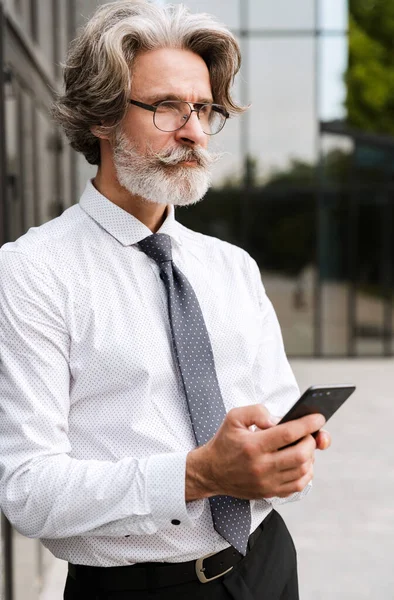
[195, 551, 233, 583]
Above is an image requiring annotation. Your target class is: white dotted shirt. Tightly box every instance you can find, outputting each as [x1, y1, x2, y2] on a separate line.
[0, 180, 309, 567]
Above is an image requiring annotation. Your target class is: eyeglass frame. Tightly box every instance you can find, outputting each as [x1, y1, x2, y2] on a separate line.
[128, 98, 230, 135]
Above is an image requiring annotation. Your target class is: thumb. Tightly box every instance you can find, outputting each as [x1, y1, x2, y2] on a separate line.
[227, 404, 277, 431]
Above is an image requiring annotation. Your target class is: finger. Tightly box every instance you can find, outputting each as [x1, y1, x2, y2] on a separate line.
[315, 429, 331, 450]
[278, 459, 314, 485]
[266, 471, 314, 499]
[273, 435, 316, 471]
[258, 413, 326, 452]
[250, 413, 280, 432]
[227, 404, 277, 431]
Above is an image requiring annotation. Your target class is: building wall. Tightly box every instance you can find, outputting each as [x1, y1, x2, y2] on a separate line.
[1, 0, 76, 245]
[0, 2, 76, 598]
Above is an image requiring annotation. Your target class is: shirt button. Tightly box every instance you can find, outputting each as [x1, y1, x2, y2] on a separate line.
[171, 519, 181, 526]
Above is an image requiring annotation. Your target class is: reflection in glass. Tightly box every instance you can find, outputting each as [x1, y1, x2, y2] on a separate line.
[319, 35, 348, 122]
[259, 214, 316, 357]
[248, 0, 314, 30]
[248, 38, 316, 182]
[171, 0, 240, 30]
[319, 0, 348, 31]
[243, 38, 317, 355]
[319, 134, 353, 355]
[354, 195, 387, 357]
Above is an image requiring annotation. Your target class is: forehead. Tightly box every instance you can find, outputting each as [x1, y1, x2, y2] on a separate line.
[131, 48, 213, 101]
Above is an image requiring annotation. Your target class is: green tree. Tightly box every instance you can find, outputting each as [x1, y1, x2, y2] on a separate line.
[346, 0, 394, 134]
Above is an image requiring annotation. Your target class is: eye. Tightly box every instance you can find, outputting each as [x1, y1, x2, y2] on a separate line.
[196, 104, 212, 115]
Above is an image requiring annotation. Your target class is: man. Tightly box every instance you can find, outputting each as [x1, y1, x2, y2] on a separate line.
[0, 2, 331, 599]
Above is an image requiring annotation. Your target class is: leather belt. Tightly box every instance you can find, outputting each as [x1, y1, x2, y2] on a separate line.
[68, 512, 272, 591]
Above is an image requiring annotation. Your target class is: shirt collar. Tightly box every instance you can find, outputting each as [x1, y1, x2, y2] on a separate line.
[79, 180, 183, 247]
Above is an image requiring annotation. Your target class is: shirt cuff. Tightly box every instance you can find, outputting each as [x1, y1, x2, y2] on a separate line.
[146, 452, 205, 530]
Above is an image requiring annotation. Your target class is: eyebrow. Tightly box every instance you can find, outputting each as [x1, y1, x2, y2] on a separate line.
[144, 93, 215, 105]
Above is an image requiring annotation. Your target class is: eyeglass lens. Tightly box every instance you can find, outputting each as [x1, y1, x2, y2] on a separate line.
[153, 101, 226, 135]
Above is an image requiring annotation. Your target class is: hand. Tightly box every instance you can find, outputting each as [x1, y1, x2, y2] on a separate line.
[186, 404, 326, 501]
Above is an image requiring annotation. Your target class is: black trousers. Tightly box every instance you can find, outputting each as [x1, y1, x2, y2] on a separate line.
[63, 510, 299, 600]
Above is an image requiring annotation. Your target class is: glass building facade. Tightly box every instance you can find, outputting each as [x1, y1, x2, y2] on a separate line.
[171, 0, 394, 358]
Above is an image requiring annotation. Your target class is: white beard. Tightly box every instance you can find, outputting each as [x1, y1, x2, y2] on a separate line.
[112, 131, 223, 207]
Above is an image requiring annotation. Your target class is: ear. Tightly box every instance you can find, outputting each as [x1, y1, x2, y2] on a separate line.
[90, 124, 110, 140]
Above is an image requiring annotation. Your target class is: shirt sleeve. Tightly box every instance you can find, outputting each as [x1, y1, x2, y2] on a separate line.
[247, 255, 312, 504]
[0, 250, 202, 539]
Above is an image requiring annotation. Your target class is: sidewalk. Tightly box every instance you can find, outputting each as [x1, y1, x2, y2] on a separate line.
[40, 358, 394, 599]
[279, 358, 394, 600]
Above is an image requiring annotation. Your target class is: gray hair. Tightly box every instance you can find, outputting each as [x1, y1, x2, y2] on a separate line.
[52, 0, 245, 165]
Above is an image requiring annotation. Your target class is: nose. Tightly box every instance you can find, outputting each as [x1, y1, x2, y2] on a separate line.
[173, 110, 207, 148]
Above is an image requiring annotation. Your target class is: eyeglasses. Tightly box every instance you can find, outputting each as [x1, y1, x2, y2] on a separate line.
[128, 99, 229, 135]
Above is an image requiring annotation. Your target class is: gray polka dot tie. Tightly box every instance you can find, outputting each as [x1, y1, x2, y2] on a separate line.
[138, 233, 251, 555]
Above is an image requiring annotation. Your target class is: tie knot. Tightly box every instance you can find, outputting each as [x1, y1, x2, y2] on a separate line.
[138, 233, 173, 265]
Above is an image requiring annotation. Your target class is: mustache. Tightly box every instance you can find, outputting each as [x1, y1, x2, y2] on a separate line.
[152, 145, 224, 169]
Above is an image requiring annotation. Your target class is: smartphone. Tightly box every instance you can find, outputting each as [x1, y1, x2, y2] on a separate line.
[278, 384, 356, 441]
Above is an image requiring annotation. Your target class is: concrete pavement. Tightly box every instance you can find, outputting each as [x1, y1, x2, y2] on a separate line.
[39, 358, 394, 599]
[279, 359, 394, 600]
